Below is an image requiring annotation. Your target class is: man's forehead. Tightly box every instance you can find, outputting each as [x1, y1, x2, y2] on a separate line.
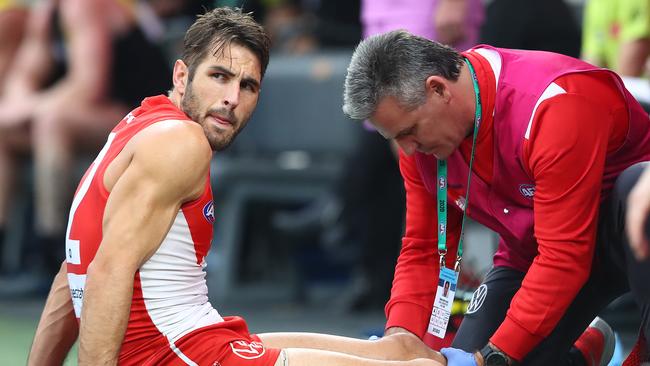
[371, 97, 408, 136]
[203, 45, 261, 79]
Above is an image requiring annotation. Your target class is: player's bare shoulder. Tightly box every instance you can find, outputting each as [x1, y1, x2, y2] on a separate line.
[135, 119, 212, 165]
[128, 120, 212, 201]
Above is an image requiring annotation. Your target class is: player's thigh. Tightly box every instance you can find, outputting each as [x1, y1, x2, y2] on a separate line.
[153, 318, 282, 366]
[280, 348, 443, 366]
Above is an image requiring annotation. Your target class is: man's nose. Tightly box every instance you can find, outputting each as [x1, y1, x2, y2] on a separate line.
[223, 83, 240, 108]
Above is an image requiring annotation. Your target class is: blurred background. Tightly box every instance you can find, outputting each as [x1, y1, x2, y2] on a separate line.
[0, 0, 647, 364]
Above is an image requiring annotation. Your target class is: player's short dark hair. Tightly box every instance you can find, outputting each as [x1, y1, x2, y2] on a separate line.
[182, 7, 270, 81]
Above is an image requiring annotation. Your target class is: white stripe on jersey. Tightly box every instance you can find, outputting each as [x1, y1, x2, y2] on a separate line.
[470, 47, 568, 140]
[170, 341, 198, 366]
[474, 48, 502, 90]
[140, 210, 223, 342]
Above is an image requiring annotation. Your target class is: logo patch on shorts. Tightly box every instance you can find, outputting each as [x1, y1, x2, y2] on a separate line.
[203, 201, 215, 223]
[466, 284, 488, 314]
[230, 340, 266, 360]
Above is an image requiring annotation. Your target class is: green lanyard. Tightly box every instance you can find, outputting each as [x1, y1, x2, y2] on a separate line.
[437, 58, 482, 270]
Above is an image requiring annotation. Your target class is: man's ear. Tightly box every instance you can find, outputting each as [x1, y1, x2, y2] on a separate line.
[172, 60, 189, 96]
[425, 75, 450, 101]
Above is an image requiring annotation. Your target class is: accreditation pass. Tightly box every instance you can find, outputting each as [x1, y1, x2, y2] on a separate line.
[427, 267, 458, 338]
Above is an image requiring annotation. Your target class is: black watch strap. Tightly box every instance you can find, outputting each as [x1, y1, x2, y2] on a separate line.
[479, 344, 511, 366]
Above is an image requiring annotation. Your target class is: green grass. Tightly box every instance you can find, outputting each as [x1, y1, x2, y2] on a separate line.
[0, 316, 78, 365]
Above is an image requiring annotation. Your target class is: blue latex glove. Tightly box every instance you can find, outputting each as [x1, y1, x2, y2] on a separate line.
[441, 347, 478, 366]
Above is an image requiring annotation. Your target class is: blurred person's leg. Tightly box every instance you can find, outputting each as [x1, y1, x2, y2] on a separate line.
[31, 100, 128, 277]
[0, 6, 29, 87]
[0, 126, 30, 272]
[1, 0, 56, 97]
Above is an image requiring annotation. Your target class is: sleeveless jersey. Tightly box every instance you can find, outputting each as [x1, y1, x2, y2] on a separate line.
[64, 95, 223, 364]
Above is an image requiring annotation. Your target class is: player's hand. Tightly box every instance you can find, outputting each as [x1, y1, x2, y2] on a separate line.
[626, 166, 650, 260]
[440, 347, 479, 366]
[433, 0, 468, 47]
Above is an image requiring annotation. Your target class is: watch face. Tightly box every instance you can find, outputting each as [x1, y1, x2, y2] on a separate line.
[485, 353, 508, 366]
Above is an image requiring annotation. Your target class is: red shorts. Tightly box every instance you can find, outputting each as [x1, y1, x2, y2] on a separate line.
[140, 316, 281, 366]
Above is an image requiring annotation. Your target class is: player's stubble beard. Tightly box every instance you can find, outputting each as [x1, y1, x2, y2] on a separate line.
[181, 80, 246, 152]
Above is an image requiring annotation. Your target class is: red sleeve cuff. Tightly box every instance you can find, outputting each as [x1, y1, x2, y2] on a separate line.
[490, 315, 544, 361]
[385, 301, 431, 338]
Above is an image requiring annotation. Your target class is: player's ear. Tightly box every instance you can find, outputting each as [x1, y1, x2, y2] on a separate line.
[173, 60, 189, 95]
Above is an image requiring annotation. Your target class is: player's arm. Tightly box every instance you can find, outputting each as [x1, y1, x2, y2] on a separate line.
[27, 261, 78, 366]
[78, 121, 211, 366]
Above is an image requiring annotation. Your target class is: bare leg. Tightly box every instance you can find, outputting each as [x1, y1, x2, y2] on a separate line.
[275, 348, 445, 366]
[0, 127, 29, 227]
[0, 7, 29, 87]
[32, 111, 70, 236]
[31, 101, 127, 235]
[259, 332, 443, 363]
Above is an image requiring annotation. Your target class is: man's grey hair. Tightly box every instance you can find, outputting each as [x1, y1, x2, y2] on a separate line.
[343, 30, 463, 120]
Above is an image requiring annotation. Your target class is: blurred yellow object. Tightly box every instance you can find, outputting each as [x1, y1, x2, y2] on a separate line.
[0, 0, 32, 11]
[117, 0, 135, 10]
[0, 0, 15, 11]
[452, 298, 470, 315]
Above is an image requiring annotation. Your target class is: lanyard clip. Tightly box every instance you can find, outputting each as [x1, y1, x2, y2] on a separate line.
[454, 257, 462, 273]
[439, 249, 447, 268]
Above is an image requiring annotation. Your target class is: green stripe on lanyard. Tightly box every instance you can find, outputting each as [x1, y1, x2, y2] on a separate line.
[437, 58, 482, 269]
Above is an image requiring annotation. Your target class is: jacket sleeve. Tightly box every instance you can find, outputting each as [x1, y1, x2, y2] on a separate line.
[385, 151, 463, 337]
[490, 92, 615, 360]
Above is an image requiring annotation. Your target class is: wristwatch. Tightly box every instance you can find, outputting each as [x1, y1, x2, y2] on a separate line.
[479, 344, 509, 366]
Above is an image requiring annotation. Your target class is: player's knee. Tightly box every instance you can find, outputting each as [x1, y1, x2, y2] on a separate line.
[381, 332, 426, 359]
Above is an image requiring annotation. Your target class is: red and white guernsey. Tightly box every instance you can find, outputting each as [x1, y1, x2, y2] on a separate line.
[65, 96, 223, 363]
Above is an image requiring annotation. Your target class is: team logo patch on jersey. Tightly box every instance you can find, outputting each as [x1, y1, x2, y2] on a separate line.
[230, 340, 266, 359]
[203, 201, 215, 223]
[518, 184, 535, 199]
[466, 284, 488, 314]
